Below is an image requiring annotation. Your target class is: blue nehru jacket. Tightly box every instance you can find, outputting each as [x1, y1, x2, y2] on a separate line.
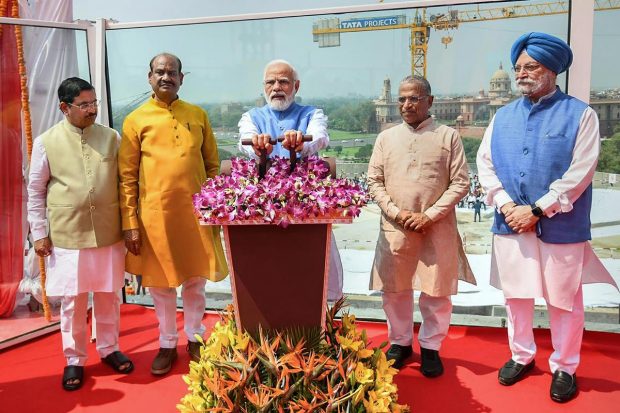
[490, 88, 592, 243]
[248, 103, 316, 158]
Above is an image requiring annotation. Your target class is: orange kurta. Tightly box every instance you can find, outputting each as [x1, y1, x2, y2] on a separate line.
[119, 97, 228, 287]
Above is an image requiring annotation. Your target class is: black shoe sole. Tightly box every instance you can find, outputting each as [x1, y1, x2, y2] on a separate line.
[551, 377, 577, 403]
[551, 386, 577, 403]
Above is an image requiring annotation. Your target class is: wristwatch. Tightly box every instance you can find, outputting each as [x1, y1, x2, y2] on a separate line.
[531, 204, 544, 217]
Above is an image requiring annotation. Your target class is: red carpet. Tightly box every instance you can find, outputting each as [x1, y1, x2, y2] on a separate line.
[0, 304, 619, 412]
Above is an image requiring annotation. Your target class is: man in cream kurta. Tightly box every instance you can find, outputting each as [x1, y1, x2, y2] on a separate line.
[119, 53, 228, 375]
[368, 75, 475, 376]
[477, 32, 618, 403]
[27, 77, 132, 391]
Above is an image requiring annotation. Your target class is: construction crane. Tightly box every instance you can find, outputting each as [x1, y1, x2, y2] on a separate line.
[312, 0, 620, 78]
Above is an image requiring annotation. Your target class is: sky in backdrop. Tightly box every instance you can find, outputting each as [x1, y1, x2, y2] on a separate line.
[71, 0, 620, 106]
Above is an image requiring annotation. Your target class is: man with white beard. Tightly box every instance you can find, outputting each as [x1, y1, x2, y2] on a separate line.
[238, 59, 343, 301]
[476, 32, 617, 403]
[238, 59, 329, 159]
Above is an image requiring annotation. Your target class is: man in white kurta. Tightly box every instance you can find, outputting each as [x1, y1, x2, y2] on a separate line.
[238, 59, 343, 301]
[476, 32, 618, 403]
[27, 77, 131, 391]
[368, 75, 475, 376]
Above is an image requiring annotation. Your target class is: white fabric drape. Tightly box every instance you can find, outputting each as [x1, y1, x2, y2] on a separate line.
[20, 0, 78, 141]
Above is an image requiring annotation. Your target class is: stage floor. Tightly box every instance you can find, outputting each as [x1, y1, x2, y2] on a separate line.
[1, 304, 619, 413]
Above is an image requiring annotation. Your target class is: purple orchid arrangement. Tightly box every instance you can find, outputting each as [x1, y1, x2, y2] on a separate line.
[193, 156, 368, 226]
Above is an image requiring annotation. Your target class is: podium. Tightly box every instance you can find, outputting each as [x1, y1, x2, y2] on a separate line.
[210, 155, 349, 336]
[218, 215, 351, 337]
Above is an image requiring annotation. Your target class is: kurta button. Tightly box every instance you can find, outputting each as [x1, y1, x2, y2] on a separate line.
[89, 188, 94, 193]
[90, 206, 96, 211]
[519, 172, 525, 177]
[84, 155, 90, 160]
[523, 149, 528, 155]
[526, 128, 533, 132]
[81, 139, 86, 144]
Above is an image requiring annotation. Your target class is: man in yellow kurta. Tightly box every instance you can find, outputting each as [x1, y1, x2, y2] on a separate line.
[368, 75, 475, 376]
[119, 53, 228, 375]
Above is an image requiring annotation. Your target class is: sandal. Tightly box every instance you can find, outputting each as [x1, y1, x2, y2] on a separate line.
[101, 351, 134, 374]
[62, 365, 84, 391]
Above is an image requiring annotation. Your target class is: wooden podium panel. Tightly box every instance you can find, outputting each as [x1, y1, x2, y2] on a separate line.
[224, 223, 331, 336]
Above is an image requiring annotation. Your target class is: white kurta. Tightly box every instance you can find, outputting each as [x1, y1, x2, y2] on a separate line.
[27, 137, 124, 297]
[477, 102, 617, 311]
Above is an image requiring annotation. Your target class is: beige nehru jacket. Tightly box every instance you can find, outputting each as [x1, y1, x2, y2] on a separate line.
[41, 119, 122, 249]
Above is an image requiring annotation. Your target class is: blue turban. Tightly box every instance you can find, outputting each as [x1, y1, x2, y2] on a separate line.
[510, 32, 573, 74]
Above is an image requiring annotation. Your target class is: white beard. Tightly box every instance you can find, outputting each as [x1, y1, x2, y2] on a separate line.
[268, 93, 295, 111]
[516, 72, 555, 97]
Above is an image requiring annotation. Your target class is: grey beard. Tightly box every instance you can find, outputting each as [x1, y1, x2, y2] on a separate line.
[516, 72, 555, 97]
[268, 94, 295, 111]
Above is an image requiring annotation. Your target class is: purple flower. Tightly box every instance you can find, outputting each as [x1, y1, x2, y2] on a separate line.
[193, 156, 368, 226]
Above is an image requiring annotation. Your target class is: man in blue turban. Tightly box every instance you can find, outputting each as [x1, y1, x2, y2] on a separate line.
[477, 32, 618, 403]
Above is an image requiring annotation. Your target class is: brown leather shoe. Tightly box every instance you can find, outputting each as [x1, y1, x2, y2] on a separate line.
[186, 341, 202, 362]
[151, 348, 177, 376]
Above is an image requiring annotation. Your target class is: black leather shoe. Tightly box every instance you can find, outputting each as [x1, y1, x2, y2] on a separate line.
[498, 359, 535, 386]
[550, 370, 577, 403]
[420, 348, 444, 378]
[386, 344, 413, 369]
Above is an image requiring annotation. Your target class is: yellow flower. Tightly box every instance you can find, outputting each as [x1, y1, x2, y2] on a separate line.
[233, 332, 250, 351]
[203, 341, 223, 360]
[215, 330, 231, 347]
[362, 390, 392, 413]
[375, 379, 397, 396]
[376, 351, 399, 376]
[342, 313, 356, 332]
[336, 333, 363, 352]
[358, 348, 374, 359]
[354, 362, 374, 384]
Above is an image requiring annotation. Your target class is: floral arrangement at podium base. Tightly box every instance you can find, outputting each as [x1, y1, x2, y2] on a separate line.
[177, 299, 410, 412]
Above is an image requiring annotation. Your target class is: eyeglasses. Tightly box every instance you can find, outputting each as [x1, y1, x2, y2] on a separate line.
[68, 100, 100, 111]
[397, 95, 428, 104]
[512, 64, 541, 73]
[264, 78, 292, 87]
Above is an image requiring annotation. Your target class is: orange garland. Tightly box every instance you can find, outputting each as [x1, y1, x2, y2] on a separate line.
[0, 0, 8, 42]
[9, 0, 51, 321]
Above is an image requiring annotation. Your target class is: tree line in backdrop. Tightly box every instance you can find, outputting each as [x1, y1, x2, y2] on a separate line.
[112, 99, 620, 173]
